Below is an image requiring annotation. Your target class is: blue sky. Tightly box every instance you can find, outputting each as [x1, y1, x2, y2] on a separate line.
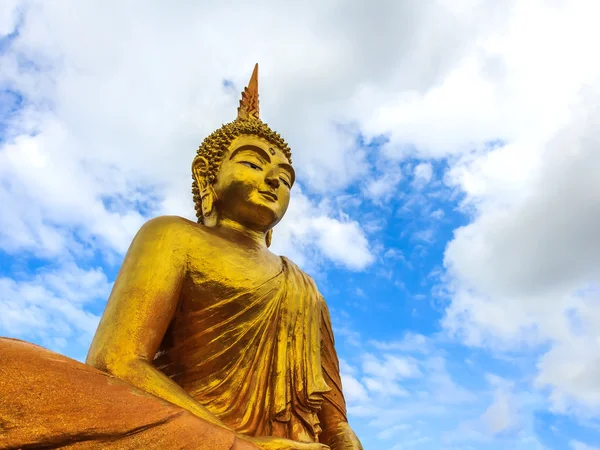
[2, 1, 600, 449]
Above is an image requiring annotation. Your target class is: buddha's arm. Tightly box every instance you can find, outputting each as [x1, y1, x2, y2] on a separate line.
[86, 216, 229, 430]
[318, 302, 363, 450]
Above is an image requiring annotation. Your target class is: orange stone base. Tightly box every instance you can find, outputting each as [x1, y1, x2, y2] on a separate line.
[0, 338, 257, 449]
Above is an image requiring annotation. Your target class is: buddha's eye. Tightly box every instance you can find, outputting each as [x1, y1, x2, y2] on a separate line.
[240, 161, 262, 171]
[280, 178, 291, 189]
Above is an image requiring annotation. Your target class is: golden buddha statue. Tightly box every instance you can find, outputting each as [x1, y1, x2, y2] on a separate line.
[0, 65, 362, 450]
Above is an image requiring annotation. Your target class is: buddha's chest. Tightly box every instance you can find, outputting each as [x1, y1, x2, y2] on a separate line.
[180, 247, 283, 310]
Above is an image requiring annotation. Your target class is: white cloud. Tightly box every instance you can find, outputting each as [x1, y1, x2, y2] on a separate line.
[360, 0, 599, 161]
[0, 1, 382, 271]
[413, 162, 433, 186]
[271, 187, 374, 270]
[431, 209, 444, 220]
[341, 372, 370, 404]
[362, 353, 422, 381]
[442, 86, 600, 415]
[390, 435, 432, 449]
[441, 372, 544, 448]
[341, 0, 599, 421]
[370, 332, 433, 354]
[338, 337, 516, 448]
[0, 0, 21, 36]
[362, 162, 403, 203]
[3, 0, 584, 279]
[422, 356, 477, 405]
[376, 424, 409, 440]
[571, 441, 600, 450]
[535, 326, 600, 414]
[0, 122, 149, 258]
[0, 263, 110, 355]
[412, 228, 435, 244]
[481, 390, 514, 434]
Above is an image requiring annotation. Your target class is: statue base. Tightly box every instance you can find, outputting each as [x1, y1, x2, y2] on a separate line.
[0, 338, 256, 449]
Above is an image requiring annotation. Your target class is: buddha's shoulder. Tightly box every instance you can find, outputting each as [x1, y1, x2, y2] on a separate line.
[281, 257, 324, 300]
[136, 215, 208, 244]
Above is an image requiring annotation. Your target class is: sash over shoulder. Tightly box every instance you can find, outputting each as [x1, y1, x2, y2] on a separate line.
[155, 257, 334, 443]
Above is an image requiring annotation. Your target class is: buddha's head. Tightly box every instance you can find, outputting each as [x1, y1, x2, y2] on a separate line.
[192, 65, 294, 245]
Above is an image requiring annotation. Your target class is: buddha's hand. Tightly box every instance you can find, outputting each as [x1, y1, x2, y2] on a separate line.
[235, 434, 330, 450]
[320, 422, 363, 450]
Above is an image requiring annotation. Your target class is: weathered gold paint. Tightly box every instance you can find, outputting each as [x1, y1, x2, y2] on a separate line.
[0, 64, 363, 450]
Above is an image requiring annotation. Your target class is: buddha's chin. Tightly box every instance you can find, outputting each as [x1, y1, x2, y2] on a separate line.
[243, 199, 284, 229]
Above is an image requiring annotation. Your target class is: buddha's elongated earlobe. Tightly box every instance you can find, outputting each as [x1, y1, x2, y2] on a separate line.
[201, 186, 217, 218]
[192, 156, 217, 220]
[192, 156, 210, 186]
[265, 229, 273, 247]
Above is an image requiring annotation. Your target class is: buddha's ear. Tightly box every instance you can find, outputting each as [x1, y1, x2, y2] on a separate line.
[266, 229, 273, 247]
[192, 156, 210, 188]
[192, 156, 217, 219]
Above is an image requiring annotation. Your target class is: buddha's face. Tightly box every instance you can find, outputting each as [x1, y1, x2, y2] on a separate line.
[208, 135, 295, 232]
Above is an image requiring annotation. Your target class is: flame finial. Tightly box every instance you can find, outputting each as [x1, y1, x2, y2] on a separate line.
[236, 63, 260, 121]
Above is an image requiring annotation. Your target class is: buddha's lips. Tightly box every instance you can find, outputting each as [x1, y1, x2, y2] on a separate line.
[260, 191, 278, 201]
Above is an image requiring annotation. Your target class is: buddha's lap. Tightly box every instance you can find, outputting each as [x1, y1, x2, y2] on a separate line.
[0, 337, 254, 449]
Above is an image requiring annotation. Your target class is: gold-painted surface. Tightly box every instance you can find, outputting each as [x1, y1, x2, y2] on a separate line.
[2, 65, 363, 450]
[237, 63, 260, 120]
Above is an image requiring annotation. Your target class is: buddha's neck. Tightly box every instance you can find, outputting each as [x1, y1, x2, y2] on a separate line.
[212, 218, 268, 251]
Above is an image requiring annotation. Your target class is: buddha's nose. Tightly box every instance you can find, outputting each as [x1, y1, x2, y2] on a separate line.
[265, 174, 280, 189]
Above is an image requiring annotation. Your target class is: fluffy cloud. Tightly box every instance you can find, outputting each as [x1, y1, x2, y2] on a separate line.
[435, 1, 600, 421]
[363, 164, 403, 203]
[337, 332, 545, 449]
[571, 441, 600, 450]
[271, 187, 374, 271]
[0, 123, 148, 257]
[0, 0, 382, 271]
[0, 263, 110, 355]
[443, 84, 600, 415]
[412, 163, 433, 186]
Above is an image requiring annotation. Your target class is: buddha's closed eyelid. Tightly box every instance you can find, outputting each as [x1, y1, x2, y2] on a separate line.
[239, 161, 263, 171]
[279, 177, 291, 188]
[277, 170, 292, 186]
[232, 150, 268, 165]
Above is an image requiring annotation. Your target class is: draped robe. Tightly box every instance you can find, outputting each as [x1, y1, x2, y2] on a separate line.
[0, 257, 349, 448]
[155, 256, 347, 443]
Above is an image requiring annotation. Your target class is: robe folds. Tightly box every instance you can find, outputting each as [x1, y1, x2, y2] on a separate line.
[0, 257, 349, 448]
[155, 257, 348, 443]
